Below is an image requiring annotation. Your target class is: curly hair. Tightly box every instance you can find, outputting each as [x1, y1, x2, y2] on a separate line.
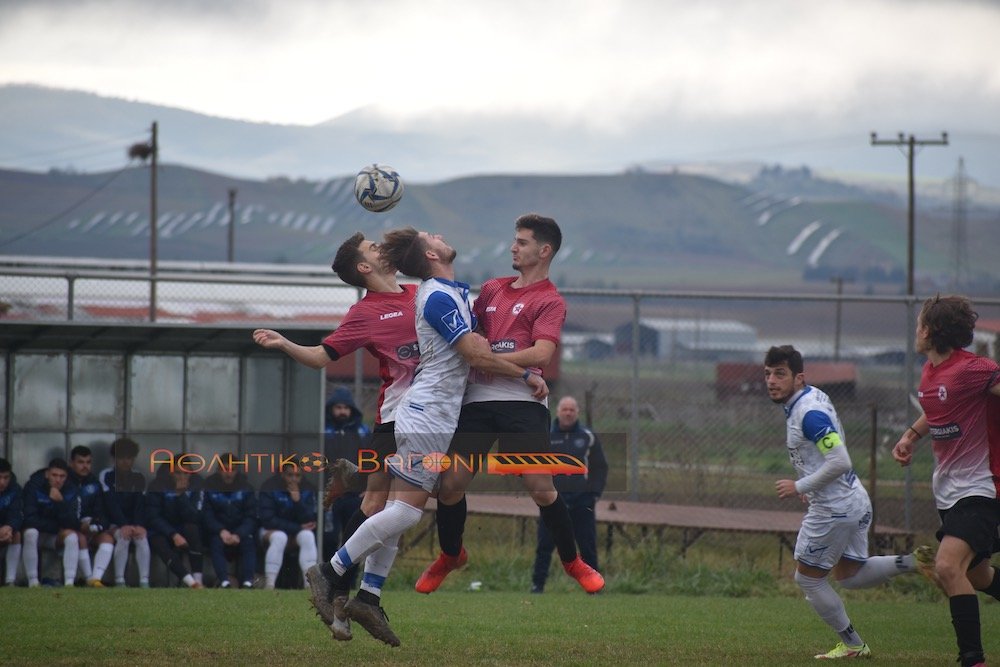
[919, 294, 978, 353]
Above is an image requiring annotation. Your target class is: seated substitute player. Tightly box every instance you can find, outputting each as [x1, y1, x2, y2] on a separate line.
[313, 227, 548, 647]
[253, 230, 420, 640]
[258, 463, 318, 590]
[202, 456, 257, 589]
[99, 437, 151, 587]
[417, 214, 603, 595]
[0, 457, 23, 586]
[765, 345, 925, 660]
[68, 445, 115, 587]
[891, 295, 1000, 667]
[146, 462, 205, 588]
[21, 458, 82, 587]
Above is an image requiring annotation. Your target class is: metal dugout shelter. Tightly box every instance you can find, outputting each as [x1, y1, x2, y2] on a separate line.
[0, 321, 328, 490]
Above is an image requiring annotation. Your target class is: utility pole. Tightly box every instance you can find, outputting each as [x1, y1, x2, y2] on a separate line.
[869, 131, 948, 296]
[227, 188, 237, 263]
[950, 157, 970, 290]
[127, 121, 159, 321]
[830, 275, 853, 362]
[870, 130, 947, 533]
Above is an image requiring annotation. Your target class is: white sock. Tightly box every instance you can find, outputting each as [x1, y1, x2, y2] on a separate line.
[62, 537, 80, 585]
[92, 542, 113, 580]
[839, 555, 914, 589]
[23, 529, 39, 584]
[78, 546, 93, 579]
[135, 537, 150, 584]
[360, 536, 400, 598]
[264, 531, 288, 589]
[332, 500, 422, 576]
[5, 544, 22, 584]
[193, 572, 203, 585]
[182, 574, 195, 587]
[113, 532, 129, 583]
[296, 529, 317, 577]
[795, 570, 862, 645]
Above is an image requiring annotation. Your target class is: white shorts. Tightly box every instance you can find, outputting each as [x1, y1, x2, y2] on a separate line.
[390, 404, 458, 493]
[794, 506, 872, 570]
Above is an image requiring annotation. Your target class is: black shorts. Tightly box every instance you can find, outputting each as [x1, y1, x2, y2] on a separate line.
[369, 421, 397, 460]
[936, 496, 1000, 567]
[448, 401, 550, 457]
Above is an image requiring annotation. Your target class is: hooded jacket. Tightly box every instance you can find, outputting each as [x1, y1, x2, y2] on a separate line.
[22, 468, 80, 534]
[323, 387, 371, 463]
[70, 468, 108, 533]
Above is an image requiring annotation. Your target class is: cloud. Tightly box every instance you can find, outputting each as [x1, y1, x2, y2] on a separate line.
[0, 0, 998, 131]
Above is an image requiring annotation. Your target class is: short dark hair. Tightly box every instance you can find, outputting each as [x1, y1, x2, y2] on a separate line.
[919, 294, 977, 354]
[331, 232, 367, 288]
[381, 227, 432, 280]
[110, 437, 139, 459]
[48, 457, 70, 472]
[764, 345, 804, 375]
[515, 213, 562, 255]
[70, 445, 92, 460]
[0, 458, 11, 474]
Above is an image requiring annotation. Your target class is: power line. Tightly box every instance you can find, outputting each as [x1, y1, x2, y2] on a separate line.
[0, 130, 147, 163]
[0, 163, 134, 249]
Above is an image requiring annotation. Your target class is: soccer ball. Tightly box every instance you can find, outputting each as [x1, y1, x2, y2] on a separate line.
[354, 164, 403, 212]
[299, 452, 328, 473]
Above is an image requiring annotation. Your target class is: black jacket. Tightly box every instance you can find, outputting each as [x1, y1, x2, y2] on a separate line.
[258, 473, 317, 534]
[0, 473, 23, 531]
[70, 470, 109, 532]
[22, 469, 80, 533]
[202, 472, 256, 536]
[99, 467, 147, 527]
[549, 420, 609, 499]
[145, 467, 203, 538]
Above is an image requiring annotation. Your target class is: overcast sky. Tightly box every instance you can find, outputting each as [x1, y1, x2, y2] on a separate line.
[2, 0, 999, 183]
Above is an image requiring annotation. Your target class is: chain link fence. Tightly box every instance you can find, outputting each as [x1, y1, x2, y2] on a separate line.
[4, 259, 1000, 541]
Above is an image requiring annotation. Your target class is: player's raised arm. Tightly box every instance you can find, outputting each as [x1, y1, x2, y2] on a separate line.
[252, 329, 329, 369]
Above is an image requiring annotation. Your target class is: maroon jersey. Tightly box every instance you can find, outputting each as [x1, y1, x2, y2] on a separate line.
[917, 348, 1000, 508]
[464, 276, 565, 405]
[322, 284, 419, 424]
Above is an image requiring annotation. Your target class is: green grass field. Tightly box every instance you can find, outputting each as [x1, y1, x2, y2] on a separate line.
[2, 587, 996, 666]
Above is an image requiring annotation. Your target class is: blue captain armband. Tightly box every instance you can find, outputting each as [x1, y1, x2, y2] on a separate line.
[816, 431, 843, 454]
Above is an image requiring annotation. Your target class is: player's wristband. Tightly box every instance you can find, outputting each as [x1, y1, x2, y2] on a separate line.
[906, 426, 922, 440]
[521, 370, 532, 382]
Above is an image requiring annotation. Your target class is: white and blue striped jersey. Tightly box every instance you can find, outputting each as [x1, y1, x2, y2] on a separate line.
[397, 277, 476, 433]
[783, 386, 869, 516]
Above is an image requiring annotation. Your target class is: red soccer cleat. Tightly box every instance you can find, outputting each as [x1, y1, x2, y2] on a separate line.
[563, 556, 605, 593]
[414, 547, 468, 594]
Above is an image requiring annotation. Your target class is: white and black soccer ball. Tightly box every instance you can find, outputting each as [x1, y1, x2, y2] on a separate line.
[354, 164, 403, 213]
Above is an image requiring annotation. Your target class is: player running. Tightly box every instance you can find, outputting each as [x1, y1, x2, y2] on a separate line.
[765, 345, 924, 660]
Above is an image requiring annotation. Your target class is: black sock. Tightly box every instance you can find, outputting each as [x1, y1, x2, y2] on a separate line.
[979, 568, 1000, 602]
[539, 495, 578, 563]
[436, 495, 467, 557]
[949, 594, 983, 666]
[356, 588, 380, 605]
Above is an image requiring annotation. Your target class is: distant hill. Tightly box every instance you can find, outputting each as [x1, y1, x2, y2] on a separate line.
[2, 164, 997, 292]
